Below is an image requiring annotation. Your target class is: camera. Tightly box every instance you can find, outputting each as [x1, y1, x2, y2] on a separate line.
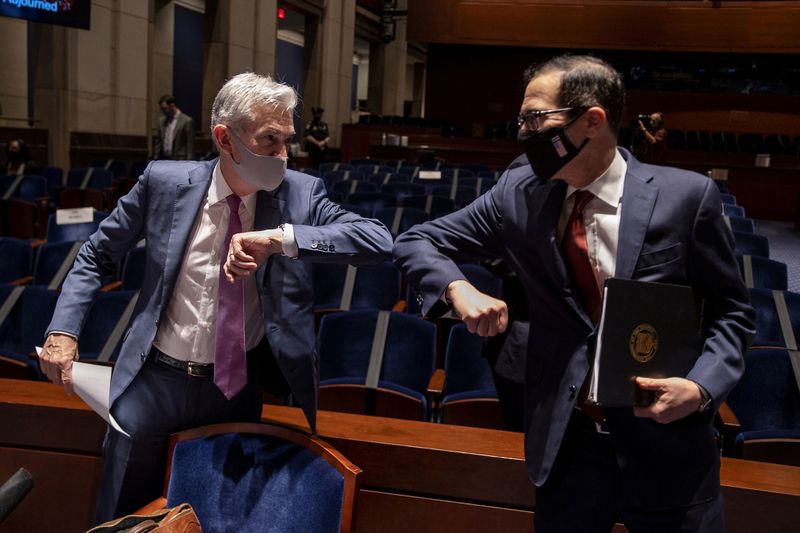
[637, 114, 652, 129]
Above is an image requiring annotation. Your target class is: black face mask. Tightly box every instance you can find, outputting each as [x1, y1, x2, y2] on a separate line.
[162, 109, 173, 120]
[517, 115, 589, 180]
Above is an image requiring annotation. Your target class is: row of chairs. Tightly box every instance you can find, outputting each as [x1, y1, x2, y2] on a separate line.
[667, 130, 800, 155]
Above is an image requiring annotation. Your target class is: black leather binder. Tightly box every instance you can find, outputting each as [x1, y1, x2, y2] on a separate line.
[586, 278, 703, 407]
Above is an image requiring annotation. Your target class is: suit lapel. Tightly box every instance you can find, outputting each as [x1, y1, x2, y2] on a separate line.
[255, 190, 285, 289]
[616, 160, 658, 280]
[525, 177, 567, 286]
[160, 165, 212, 308]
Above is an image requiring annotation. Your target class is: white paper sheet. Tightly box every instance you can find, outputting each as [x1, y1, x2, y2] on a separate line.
[36, 347, 130, 437]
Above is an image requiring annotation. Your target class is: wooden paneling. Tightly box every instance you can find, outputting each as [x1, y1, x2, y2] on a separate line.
[408, 1, 800, 54]
[2, 379, 799, 533]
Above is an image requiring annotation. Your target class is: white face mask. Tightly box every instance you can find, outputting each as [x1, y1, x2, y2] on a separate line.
[229, 129, 287, 192]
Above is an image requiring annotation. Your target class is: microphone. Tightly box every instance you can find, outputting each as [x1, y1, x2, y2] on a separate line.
[0, 468, 35, 524]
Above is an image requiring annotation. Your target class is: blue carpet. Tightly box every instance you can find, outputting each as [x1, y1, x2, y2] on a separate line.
[754, 219, 800, 293]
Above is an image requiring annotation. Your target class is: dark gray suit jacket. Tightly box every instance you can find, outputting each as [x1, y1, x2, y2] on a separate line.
[393, 148, 755, 509]
[156, 112, 195, 160]
[47, 159, 393, 432]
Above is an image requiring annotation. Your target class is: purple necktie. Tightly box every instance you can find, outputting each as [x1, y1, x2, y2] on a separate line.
[214, 194, 247, 399]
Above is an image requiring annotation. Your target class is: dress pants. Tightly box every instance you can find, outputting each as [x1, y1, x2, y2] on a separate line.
[534, 409, 725, 533]
[94, 349, 263, 524]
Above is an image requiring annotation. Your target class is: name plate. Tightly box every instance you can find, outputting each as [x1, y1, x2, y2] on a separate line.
[56, 207, 94, 225]
[418, 170, 442, 180]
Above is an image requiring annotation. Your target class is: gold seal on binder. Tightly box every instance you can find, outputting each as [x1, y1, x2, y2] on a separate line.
[629, 324, 658, 363]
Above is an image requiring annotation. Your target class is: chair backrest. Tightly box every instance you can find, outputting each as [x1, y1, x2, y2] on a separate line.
[0, 286, 60, 359]
[66, 168, 114, 189]
[723, 203, 745, 217]
[32, 241, 84, 288]
[375, 207, 428, 237]
[319, 162, 353, 174]
[318, 310, 436, 398]
[45, 210, 108, 242]
[78, 290, 138, 360]
[15, 175, 48, 201]
[749, 289, 800, 347]
[0, 237, 32, 283]
[726, 348, 800, 432]
[331, 179, 378, 197]
[381, 182, 425, 200]
[737, 255, 788, 290]
[312, 262, 400, 311]
[339, 203, 371, 218]
[345, 192, 396, 217]
[725, 215, 754, 234]
[719, 193, 737, 205]
[400, 194, 454, 218]
[443, 324, 496, 397]
[733, 231, 769, 258]
[165, 422, 361, 533]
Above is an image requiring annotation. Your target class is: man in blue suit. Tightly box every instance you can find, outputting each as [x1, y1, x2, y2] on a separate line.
[39, 72, 393, 522]
[393, 55, 754, 531]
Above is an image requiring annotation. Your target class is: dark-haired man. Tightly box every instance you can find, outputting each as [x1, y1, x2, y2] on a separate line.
[155, 94, 195, 160]
[393, 55, 754, 531]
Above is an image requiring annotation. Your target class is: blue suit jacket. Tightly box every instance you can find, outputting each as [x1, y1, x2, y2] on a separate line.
[394, 148, 755, 509]
[47, 159, 393, 432]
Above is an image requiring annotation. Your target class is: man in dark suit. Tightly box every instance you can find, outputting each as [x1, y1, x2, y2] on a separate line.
[39, 73, 393, 523]
[393, 55, 754, 532]
[155, 94, 195, 160]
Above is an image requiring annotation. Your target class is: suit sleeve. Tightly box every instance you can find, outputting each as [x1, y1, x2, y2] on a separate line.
[393, 178, 507, 316]
[291, 178, 393, 265]
[685, 178, 755, 406]
[184, 117, 195, 161]
[45, 168, 150, 337]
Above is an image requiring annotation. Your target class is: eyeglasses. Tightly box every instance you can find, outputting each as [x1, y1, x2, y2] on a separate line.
[516, 107, 576, 131]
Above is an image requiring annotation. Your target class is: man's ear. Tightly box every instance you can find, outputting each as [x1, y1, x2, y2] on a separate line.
[213, 125, 234, 158]
[584, 106, 607, 138]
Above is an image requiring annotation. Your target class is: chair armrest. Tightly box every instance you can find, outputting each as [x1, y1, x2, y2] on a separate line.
[718, 401, 740, 429]
[392, 300, 407, 312]
[427, 368, 446, 396]
[100, 281, 123, 292]
[135, 497, 168, 515]
[10, 276, 33, 286]
[30, 239, 45, 249]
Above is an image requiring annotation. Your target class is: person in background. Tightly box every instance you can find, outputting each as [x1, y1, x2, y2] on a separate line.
[304, 106, 330, 169]
[3, 138, 33, 175]
[635, 111, 667, 164]
[394, 54, 753, 532]
[39, 73, 392, 524]
[155, 95, 196, 160]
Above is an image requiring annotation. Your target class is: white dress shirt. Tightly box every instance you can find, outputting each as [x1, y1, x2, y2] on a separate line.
[153, 163, 296, 363]
[557, 149, 627, 294]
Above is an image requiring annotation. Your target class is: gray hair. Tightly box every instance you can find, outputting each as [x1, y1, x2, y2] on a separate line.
[211, 72, 297, 138]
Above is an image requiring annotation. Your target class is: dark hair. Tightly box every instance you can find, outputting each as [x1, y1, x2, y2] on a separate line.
[158, 94, 176, 106]
[6, 138, 30, 161]
[523, 55, 625, 136]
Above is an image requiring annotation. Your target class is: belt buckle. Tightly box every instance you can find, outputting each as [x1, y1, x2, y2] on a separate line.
[186, 361, 206, 377]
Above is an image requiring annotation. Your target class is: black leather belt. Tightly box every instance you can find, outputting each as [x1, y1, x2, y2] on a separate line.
[151, 349, 214, 378]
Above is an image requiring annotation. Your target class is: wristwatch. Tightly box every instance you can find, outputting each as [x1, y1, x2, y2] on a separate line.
[697, 385, 713, 413]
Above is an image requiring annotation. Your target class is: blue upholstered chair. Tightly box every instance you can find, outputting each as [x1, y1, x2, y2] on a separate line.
[733, 231, 769, 258]
[348, 158, 376, 167]
[319, 162, 353, 174]
[339, 203, 371, 218]
[331, 179, 378, 198]
[312, 261, 401, 314]
[31, 241, 85, 288]
[0, 237, 32, 284]
[439, 324, 503, 429]
[723, 348, 800, 467]
[323, 169, 363, 189]
[375, 206, 428, 237]
[30, 166, 64, 197]
[441, 168, 476, 180]
[725, 215, 755, 234]
[138, 422, 361, 533]
[722, 203, 745, 218]
[301, 167, 322, 177]
[748, 289, 800, 348]
[365, 171, 402, 188]
[0, 286, 59, 380]
[45, 210, 108, 242]
[78, 290, 138, 361]
[737, 255, 788, 290]
[90, 159, 129, 179]
[380, 182, 425, 201]
[477, 170, 502, 181]
[344, 192, 396, 217]
[354, 163, 381, 175]
[317, 310, 437, 421]
[66, 168, 114, 190]
[719, 193, 737, 205]
[400, 194, 454, 219]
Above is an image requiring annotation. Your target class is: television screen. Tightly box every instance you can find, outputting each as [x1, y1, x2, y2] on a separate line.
[0, 1, 91, 30]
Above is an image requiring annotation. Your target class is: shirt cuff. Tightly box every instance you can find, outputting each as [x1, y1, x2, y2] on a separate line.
[48, 330, 78, 341]
[281, 223, 299, 258]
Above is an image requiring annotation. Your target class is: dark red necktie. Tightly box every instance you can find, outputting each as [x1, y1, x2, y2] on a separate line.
[214, 194, 247, 399]
[562, 190, 605, 423]
[562, 190, 601, 323]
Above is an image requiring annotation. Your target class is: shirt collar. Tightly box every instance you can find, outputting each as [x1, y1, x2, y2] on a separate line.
[209, 162, 257, 217]
[566, 149, 626, 208]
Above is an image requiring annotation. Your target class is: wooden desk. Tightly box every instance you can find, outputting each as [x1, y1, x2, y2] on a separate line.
[1, 379, 798, 532]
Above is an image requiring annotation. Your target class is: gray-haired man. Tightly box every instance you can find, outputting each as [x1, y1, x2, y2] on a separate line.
[39, 72, 393, 522]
